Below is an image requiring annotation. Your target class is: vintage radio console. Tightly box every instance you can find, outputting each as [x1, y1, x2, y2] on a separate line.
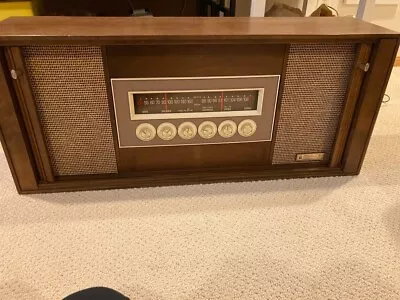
[0, 17, 398, 193]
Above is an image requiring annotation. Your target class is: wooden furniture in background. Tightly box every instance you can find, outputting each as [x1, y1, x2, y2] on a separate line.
[31, 0, 202, 16]
[200, 0, 236, 16]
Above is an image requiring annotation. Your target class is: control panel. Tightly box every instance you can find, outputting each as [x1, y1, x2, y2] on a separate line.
[111, 75, 280, 148]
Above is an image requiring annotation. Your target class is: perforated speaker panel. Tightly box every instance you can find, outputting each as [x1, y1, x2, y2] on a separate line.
[272, 44, 356, 165]
[23, 46, 118, 176]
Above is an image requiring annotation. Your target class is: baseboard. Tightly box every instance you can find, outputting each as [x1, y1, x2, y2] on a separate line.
[395, 57, 400, 67]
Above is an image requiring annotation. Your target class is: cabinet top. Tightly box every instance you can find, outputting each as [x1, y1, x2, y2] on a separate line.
[0, 16, 399, 45]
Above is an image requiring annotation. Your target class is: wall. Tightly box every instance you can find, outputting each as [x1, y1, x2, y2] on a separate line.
[338, 3, 400, 57]
[321, 0, 400, 32]
[236, 0, 399, 57]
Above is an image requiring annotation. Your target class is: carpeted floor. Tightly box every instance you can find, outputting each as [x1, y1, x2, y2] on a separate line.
[1, 68, 400, 300]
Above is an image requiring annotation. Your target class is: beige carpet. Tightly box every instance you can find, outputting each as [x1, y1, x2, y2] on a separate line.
[1, 69, 400, 300]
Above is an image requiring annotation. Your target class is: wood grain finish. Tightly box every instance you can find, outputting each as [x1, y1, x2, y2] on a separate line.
[343, 39, 400, 174]
[34, 166, 344, 194]
[118, 142, 271, 172]
[0, 49, 38, 192]
[5, 47, 55, 182]
[106, 44, 284, 78]
[269, 44, 289, 164]
[106, 44, 284, 172]
[330, 43, 372, 167]
[0, 17, 399, 45]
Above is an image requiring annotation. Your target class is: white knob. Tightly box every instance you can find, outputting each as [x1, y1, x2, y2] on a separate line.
[238, 119, 257, 137]
[218, 120, 237, 138]
[198, 121, 217, 139]
[136, 123, 156, 141]
[178, 122, 197, 140]
[157, 122, 177, 141]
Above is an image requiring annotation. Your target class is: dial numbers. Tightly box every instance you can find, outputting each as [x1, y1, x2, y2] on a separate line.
[133, 90, 258, 115]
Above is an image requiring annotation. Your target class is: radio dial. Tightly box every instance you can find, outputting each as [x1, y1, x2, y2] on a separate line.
[198, 121, 217, 139]
[218, 120, 237, 138]
[157, 122, 177, 141]
[136, 123, 156, 141]
[238, 119, 257, 137]
[178, 122, 197, 140]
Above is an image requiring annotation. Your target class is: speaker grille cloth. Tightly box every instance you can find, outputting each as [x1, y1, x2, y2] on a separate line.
[272, 44, 356, 164]
[23, 46, 118, 176]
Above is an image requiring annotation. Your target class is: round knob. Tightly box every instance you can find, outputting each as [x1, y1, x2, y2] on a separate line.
[136, 123, 156, 142]
[238, 119, 257, 137]
[157, 122, 177, 141]
[198, 121, 217, 139]
[178, 122, 197, 140]
[218, 120, 237, 138]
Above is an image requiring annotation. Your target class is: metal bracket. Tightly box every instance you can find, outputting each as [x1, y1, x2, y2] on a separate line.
[296, 152, 325, 162]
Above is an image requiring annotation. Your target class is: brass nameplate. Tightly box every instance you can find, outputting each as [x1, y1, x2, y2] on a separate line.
[296, 153, 325, 162]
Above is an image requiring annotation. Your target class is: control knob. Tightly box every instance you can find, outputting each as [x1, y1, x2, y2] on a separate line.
[136, 123, 156, 141]
[178, 122, 197, 140]
[157, 122, 177, 141]
[238, 119, 257, 137]
[218, 120, 237, 138]
[198, 121, 217, 139]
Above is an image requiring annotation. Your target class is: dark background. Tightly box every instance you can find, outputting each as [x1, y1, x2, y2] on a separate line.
[30, 0, 202, 16]
[0, 0, 236, 17]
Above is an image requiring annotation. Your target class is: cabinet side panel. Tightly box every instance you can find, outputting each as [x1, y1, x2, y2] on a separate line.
[0, 49, 38, 192]
[343, 39, 400, 174]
